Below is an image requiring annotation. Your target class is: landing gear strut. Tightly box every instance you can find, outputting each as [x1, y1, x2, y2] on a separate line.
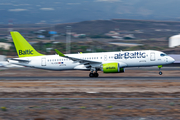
[158, 65, 163, 75]
[89, 68, 99, 77]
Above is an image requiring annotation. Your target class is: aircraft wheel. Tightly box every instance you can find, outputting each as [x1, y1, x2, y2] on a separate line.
[89, 73, 94, 77]
[94, 73, 99, 77]
[159, 71, 163, 75]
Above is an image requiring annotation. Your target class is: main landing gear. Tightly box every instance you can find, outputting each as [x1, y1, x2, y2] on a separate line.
[89, 72, 99, 77]
[158, 65, 163, 75]
[89, 68, 99, 77]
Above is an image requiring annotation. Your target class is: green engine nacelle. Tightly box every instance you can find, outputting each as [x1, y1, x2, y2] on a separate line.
[102, 62, 125, 73]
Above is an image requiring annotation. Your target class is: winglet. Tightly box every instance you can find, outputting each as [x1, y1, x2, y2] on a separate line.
[55, 49, 65, 57]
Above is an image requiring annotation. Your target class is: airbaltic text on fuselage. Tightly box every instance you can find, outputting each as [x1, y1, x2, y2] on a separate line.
[114, 52, 146, 59]
[19, 50, 33, 55]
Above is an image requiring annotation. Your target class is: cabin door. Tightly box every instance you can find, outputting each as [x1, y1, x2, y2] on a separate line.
[41, 58, 46, 66]
[150, 52, 155, 61]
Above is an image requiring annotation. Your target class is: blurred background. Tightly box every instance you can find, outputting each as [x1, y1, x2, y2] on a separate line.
[1, 0, 180, 59]
[1, 1, 180, 120]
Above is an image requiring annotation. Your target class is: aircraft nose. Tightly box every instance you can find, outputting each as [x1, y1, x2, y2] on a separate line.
[169, 57, 175, 63]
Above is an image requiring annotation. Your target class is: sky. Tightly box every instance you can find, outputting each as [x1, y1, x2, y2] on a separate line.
[0, 0, 180, 24]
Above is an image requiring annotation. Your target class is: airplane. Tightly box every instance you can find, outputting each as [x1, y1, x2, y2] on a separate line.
[8, 31, 175, 77]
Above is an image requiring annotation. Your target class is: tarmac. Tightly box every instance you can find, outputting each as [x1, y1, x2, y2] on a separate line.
[0, 76, 180, 81]
[0, 67, 180, 119]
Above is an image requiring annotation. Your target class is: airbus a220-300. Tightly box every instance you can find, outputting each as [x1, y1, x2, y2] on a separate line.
[8, 31, 175, 77]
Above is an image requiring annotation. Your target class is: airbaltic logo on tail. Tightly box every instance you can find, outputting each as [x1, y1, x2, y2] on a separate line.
[19, 50, 33, 55]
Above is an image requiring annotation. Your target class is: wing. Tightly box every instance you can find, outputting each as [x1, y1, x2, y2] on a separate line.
[55, 49, 101, 65]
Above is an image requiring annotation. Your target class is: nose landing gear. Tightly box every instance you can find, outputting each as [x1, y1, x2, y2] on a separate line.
[158, 65, 163, 75]
[159, 71, 162, 75]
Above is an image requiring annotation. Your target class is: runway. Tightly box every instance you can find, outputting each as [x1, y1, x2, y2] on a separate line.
[0, 97, 180, 100]
[0, 76, 180, 81]
[0, 69, 180, 119]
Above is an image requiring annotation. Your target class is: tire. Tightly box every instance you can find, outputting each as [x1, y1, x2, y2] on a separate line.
[94, 73, 99, 77]
[89, 73, 94, 77]
[159, 71, 163, 75]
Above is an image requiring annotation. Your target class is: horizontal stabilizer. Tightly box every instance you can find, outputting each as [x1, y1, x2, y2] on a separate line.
[8, 58, 30, 62]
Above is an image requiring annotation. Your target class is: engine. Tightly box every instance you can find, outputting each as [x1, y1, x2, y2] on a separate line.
[101, 62, 125, 73]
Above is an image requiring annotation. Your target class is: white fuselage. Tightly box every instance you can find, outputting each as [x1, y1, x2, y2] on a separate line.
[9, 50, 175, 71]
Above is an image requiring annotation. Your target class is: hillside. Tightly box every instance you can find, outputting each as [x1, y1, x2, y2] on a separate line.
[1, 19, 180, 55]
[55, 19, 180, 39]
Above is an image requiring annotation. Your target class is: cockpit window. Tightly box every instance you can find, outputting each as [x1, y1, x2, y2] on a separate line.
[160, 53, 167, 57]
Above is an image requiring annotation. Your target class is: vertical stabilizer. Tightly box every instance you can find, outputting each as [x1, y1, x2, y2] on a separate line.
[11, 31, 44, 58]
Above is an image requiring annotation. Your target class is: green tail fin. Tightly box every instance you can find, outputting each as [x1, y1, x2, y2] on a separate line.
[11, 31, 44, 58]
